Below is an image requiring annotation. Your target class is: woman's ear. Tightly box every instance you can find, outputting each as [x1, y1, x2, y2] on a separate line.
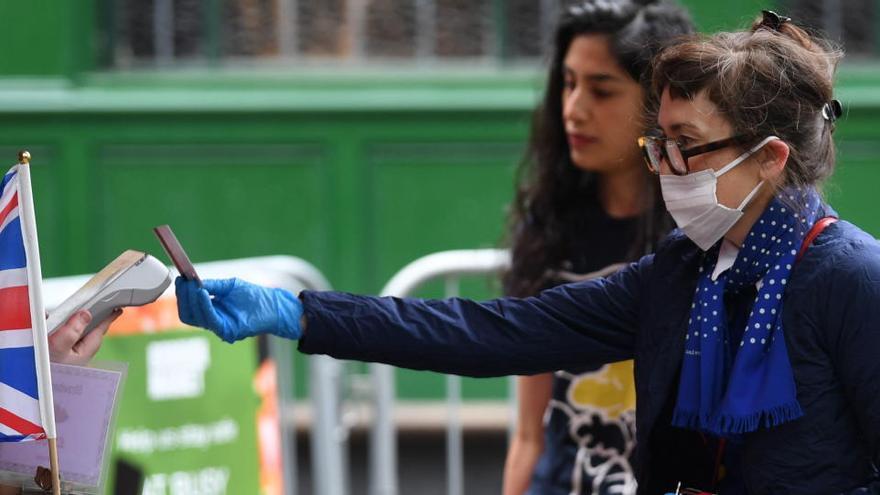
[758, 139, 789, 182]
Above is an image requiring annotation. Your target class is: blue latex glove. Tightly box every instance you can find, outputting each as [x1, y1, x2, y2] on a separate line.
[175, 277, 303, 343]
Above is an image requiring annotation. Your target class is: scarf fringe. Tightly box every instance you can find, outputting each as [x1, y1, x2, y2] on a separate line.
[672, 401, 804, 435]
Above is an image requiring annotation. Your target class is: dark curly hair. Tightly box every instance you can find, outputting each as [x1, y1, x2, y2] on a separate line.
[503, 0, 695, 297]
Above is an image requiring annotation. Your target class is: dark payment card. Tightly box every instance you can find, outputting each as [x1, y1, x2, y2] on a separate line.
[153, 224, 202, 286]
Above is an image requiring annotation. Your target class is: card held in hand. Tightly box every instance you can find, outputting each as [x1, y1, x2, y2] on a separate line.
[153, 224, 202, 286]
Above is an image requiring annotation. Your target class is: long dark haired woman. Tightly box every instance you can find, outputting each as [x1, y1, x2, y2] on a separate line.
[503, 2, 692, 493]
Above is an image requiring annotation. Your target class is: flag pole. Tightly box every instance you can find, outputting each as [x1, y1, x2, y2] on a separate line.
[16, 151, 61, 495]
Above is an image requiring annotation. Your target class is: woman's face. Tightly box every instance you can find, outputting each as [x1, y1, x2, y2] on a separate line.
[656, 87, 764, 210]
[562, 34, 645, 175]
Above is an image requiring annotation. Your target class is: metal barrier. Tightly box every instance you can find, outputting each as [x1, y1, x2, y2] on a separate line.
[42, 255, 343, 495]
[370, 249, 512, 495]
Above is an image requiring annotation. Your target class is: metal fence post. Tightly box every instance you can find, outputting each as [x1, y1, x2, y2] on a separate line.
[311, 355, 348, 495]
[369, 362, 398, 495]
[373, 249, 511, 495]
[269, 336, 298, 495]
[444, 277, 463, 495]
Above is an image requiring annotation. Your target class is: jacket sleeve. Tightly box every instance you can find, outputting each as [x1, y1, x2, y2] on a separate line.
[825, 241, 880, 465]
[296, 254, 650, 377]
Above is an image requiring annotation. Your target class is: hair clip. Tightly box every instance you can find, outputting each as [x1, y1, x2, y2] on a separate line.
[568, 0, 622, 17]
[822, 99, 843, 122]
[760, 10, 792, 31]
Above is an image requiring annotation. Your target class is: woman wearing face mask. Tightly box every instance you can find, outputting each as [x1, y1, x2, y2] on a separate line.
[503, 2, 691, 494]
[177, 11, 880, 494]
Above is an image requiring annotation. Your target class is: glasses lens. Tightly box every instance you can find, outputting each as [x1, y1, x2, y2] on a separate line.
[664, 140, 688, 175]
[639, 137, 663, 173]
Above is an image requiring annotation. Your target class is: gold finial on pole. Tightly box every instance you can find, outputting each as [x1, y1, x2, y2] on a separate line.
[18, 150, 31, 165]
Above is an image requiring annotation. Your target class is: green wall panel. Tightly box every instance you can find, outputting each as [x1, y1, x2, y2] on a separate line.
[93, 142, 329, 270]
[821, 106, 880, 237]
[366, 140, 521, 290]
[827, 140, 880, 236]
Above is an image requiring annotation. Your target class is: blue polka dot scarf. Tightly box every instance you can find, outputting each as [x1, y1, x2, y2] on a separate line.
[672, 190, 823, 436]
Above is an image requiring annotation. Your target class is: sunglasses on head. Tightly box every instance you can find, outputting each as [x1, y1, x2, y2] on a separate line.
[637, 134, 754, 175]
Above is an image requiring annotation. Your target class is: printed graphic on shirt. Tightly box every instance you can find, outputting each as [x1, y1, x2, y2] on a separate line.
[550, 361, 637, 495]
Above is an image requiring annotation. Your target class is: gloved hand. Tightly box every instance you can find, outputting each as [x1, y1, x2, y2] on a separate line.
[175, 277, 303, 343]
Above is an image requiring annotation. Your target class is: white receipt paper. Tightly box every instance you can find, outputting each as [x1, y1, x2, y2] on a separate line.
[0, 363, 125, 494]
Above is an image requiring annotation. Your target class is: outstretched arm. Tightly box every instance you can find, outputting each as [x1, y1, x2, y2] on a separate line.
[176, 255, 651, 377]
[297, 255, 650, 377]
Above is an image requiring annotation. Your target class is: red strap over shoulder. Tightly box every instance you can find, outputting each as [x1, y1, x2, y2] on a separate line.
[797, 216, 838, 262]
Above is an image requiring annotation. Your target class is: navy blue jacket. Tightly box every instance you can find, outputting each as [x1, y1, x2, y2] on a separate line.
[298, 220, 880, 495]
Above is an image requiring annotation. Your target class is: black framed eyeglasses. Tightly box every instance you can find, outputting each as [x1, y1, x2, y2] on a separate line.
[637, 134, 753, 176]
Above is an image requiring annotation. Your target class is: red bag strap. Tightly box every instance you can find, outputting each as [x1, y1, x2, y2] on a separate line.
[797, 216, 838, 262]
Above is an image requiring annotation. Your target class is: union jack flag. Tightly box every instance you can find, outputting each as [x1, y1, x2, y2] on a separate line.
[0, 165, 46, 442]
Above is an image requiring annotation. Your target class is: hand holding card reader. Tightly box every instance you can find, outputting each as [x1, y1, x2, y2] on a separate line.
[46, 250, 172, 335]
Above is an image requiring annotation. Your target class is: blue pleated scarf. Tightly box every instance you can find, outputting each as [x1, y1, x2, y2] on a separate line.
[672, 190, 822, 436]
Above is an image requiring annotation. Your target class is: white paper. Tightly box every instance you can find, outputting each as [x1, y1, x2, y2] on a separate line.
[0, 362, 125, 494]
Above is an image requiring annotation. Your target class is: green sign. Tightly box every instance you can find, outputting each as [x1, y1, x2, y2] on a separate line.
[96, 312, 263, 495]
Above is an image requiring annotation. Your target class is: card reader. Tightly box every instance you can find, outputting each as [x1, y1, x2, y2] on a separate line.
[46, 250, 172, 335]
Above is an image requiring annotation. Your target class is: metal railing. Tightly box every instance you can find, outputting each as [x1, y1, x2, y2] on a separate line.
[370, 248, 512, 495]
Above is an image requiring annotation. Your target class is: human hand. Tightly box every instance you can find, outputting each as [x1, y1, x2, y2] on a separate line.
[48, 308, 122, 366]
[175, 277, 303, 343]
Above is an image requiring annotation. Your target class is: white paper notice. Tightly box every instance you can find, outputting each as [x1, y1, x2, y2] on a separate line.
[147, 337, 210, 401]
[0, 362, 124, 494]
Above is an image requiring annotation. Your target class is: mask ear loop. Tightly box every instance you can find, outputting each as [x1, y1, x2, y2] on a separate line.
[736, 179, 765, 211]
[718, 136, 779, 212]
[715, 136, 781, 177]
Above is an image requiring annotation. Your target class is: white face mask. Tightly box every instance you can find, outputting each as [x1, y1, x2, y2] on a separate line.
[659, 136, 779, 251]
